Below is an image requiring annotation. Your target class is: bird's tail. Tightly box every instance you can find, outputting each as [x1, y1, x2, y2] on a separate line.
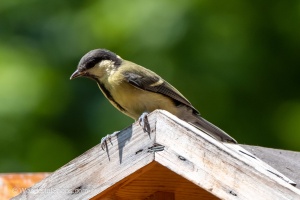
[189, 115, 237, 144]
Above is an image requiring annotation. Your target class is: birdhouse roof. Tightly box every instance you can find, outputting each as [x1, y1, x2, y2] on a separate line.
[12, 110, 300, 200]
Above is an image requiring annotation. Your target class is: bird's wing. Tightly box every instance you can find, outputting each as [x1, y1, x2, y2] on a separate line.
[122, 63, 237, 143]
[122, 67, 199, 114]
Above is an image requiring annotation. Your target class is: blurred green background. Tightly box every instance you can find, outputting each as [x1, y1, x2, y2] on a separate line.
[1, 0, 300, 172]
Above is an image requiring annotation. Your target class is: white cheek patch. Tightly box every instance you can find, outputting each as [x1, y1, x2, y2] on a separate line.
[100, 60, 113, 67]
[85, 60, 116, 79]
[101, 60, 116, 76]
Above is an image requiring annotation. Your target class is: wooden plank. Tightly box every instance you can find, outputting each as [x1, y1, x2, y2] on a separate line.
[154, 110, 300, 200]
[95, 161, 219, 200]
[241, 144, 300, 189]
[12, 110, 300, 200]
[12, 116, 157, 200]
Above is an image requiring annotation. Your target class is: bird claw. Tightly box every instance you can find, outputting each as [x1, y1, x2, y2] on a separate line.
[138, 112, 151, 133]
[100, 112, 151, 151]
[100, 131, 119, 150]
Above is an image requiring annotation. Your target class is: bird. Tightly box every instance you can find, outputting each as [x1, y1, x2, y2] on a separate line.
[70, 49, 237, 148]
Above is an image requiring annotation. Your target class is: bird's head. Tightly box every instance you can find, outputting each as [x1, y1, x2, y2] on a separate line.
[70, 49, 122, 80]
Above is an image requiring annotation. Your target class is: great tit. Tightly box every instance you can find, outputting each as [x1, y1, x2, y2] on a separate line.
[70, 49, 237, 146]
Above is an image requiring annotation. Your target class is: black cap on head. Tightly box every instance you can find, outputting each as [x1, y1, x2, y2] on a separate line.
[78, 49, 122, 71]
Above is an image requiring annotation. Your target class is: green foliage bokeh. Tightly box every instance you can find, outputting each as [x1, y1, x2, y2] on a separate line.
[1, 0, 300, 172]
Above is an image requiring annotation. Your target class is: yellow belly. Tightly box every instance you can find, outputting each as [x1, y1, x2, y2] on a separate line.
[105, 80, 176, 120]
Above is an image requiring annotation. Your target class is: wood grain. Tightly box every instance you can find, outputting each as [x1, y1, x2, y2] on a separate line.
[12, 110, 300, 200]
[154, 110, 300, 199]
[93, 162, 219, 200]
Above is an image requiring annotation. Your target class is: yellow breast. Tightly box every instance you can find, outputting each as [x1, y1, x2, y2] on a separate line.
[105, 72, 177, 120]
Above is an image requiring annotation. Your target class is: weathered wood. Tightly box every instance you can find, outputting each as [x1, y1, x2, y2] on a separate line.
[154, 111, 300, 200]
[12, 116, 157, 200]
[241, 144, 300, 189]
[12, 110, 300, 200]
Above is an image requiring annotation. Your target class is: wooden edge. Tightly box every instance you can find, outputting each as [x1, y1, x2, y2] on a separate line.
[223, 143, 296, 186]
[240, 144, 300, 189]
[12, 114, 158, 200]
[154, 110, 300, 200]
[12, 109, 300, 200]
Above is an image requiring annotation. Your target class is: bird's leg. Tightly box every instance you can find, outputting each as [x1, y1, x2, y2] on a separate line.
[100, 131, 120, 150]
[138, 112, 151, 133]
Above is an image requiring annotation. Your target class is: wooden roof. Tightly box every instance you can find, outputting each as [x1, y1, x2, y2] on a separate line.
[12, 110, 300, 200]
[242, 144, 300, 190]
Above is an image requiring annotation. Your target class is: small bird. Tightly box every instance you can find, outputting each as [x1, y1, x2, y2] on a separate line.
[70, 49, 237, 147]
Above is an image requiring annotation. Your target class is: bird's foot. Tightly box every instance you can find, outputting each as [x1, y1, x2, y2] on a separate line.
[100, 131, 120, 150]
[138, 112, 151, 133]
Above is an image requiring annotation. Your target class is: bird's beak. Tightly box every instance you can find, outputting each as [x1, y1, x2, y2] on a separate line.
[70, 69, 84, 80]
